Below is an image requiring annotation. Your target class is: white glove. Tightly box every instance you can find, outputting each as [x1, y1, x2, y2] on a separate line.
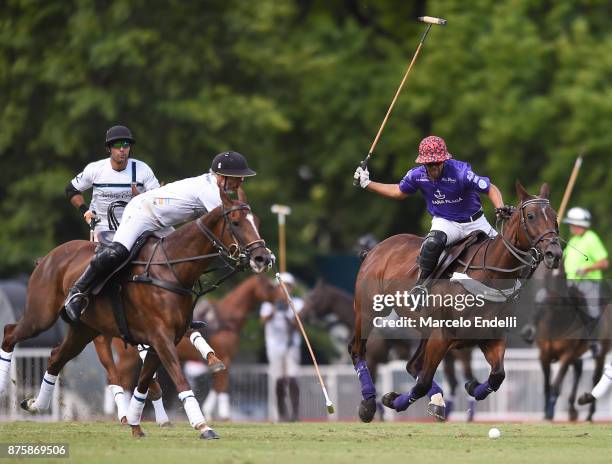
[354, 166, 371, 189]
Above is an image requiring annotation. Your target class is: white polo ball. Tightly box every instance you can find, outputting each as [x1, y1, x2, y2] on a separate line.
[488, 427, 501, 439]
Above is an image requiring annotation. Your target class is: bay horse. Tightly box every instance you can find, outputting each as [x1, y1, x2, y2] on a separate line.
[350, 182, 563, 422]
[531, 262, 610, 421]
[0, 191, 272, 439]
[110, 274, 276, 420]
[303, 279, 476, 421]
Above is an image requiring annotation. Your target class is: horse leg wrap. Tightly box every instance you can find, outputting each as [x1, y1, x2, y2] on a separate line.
[0, 349, 13, 395]
[218, 392, 230, 420]
[354, 360, 376, 400]
[127, 388, 148, 425]
[152, 398, 170, 425]
[190, 332, 214, 359]
[592, 364, 612, 399]
[393, 392, 417, 412]
[109, 384, 127, 421]
[32, 372, 58, 411]
[179, 390, 206, 429]
[427, 380, 443, 399]
[202, 389, 217, 418]
[473, 380, 495, 401]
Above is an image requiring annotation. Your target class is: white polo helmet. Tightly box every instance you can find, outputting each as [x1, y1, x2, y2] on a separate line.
[563, 207, 591, 228]
[278, 272, 296, 286]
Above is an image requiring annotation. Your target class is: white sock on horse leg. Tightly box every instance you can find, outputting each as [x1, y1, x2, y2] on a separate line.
[179, 390, 206, 429]
[189, 332, 214, 359]
[152, 398, 170, 424]
[0, 349, 13, 394]
[32, 372, 58, 411]
[218, 392, 230, 419]
[202, 389, 217, 417]
[592, 365, 612, 399]
[109, 385, 127, 421]
[127, 388, 148, 425]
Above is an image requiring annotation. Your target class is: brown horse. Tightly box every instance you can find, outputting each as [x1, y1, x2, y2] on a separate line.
[531, 262, 611, 421]
[303, 279, 476, 421]
[109, 274, 276, 420]
[0, 192, 272, 439]
[350, 182, 563, 422]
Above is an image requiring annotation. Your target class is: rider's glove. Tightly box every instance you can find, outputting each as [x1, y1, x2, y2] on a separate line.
[354, 166, 371, 189]
[495, 205, 514, 220]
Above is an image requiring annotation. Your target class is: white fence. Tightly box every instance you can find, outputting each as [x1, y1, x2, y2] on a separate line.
[2, 348, 611, 422]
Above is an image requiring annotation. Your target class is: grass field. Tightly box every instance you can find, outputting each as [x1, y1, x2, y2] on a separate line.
[0, 421, 611, 464]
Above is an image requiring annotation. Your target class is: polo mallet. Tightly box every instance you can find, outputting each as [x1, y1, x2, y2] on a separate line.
[275, 272, 335, 414]
[354, 15, 447, 185]
[557, 151, 584, 221]
[270, 204, 291, 273]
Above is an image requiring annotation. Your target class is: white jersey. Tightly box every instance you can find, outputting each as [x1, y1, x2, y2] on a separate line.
[136, 172, 223, 227]
[71, 158, 159, 232]
[260, 297, 304, 352]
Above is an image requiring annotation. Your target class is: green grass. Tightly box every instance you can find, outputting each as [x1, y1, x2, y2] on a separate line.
[0, 421, 611, 464]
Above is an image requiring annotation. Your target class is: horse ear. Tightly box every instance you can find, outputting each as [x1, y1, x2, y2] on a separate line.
[539, 183, 550, 199]
[515, 180, 529, 201]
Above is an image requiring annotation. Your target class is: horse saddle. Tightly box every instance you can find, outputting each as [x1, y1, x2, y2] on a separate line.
[431, 230, 491, 280]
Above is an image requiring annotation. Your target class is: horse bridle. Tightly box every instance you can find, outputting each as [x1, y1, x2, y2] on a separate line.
[196, 203, 267, 268]
[498, 198, 560, 272]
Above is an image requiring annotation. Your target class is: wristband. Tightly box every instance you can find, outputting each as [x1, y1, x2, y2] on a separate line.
[79, 204, 88, 216]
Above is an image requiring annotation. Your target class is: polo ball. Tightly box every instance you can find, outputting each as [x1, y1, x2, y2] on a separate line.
[488, 427, 501, 439]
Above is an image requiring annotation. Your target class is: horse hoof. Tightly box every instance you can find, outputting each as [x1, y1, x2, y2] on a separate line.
[358, 397, 377, 422]
[131, 425, 146, 438]
[200, 428, 220, 440]
[577, 393, 595, 406]
[158, 421, 173, 428]
[427, 403, 446, 422]
[209, 361, 226, 373]
[381, 392, 400, 410]
[120, 416, 128, 425]
[568, 409, 578, 422]
[464, 380, 479, 397]
[20, 398, 39, 413]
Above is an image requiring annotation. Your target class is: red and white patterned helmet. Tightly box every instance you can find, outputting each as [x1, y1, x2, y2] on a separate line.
[415, 136, 452, 164]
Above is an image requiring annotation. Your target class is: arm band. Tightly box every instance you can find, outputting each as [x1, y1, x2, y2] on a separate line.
[65, 181, 81, 200]
[78, 204, 88, 215]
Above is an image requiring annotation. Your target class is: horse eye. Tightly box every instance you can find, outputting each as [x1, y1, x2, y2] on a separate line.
[527, 213, 535, 220]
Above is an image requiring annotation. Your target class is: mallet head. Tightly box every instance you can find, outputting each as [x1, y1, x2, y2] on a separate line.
[418, 16, 447, 25]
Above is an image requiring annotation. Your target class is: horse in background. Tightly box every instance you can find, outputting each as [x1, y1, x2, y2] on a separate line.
[528, 262, 610, 421]
[302, 278, 477, 421]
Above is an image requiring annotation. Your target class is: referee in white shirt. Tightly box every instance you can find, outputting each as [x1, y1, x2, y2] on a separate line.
[65, 125, 159, 241]
[260, 272, 303, 422]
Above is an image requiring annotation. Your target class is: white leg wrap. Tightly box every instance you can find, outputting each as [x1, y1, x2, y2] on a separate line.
[592, 364, 612, 399]
[103, 386, 115, 415]
[202, 389, 217, 418]
[32, 372, 58, 411]
[152, 398, 170, 424]
[0, 349, 13, 395]
[127, 388, 148, 425]
[109, 385, 127, 421]
[190, 332, 214, 360]
[218, 392, 230, 419]
[179, 390, 206, 429]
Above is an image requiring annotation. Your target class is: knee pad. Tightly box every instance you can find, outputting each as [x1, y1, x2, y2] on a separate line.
[418, 230, 447, 271]
[92, 242, 130, 271]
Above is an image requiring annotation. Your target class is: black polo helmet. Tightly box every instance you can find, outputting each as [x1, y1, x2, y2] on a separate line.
[210, 151, 256, 177]
[105, 125, 135, 146]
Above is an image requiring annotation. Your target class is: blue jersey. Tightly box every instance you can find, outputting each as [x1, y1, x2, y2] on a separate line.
[399, 159, 490, 222]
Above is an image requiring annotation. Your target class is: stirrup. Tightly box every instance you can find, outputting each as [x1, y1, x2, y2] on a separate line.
[64, 291, 89, 321]
[407, 284, 428, 311]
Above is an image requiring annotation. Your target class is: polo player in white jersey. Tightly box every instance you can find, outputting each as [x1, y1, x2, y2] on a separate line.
[65, 125, 159, 241]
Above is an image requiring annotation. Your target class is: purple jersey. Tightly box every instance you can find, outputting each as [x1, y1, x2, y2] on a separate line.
[399, 159, 490, 222]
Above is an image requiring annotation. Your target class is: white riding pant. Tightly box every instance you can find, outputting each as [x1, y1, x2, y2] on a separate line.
[267, 346, 300, 380]
[112, 196, 173, 250]
[430, 214, 497, 246]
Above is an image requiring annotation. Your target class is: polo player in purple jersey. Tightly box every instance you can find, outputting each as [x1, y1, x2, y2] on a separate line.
[354, 135, 510, 298]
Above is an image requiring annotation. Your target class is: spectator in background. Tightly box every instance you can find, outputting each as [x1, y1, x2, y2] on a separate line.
[260, 273, 302, 422]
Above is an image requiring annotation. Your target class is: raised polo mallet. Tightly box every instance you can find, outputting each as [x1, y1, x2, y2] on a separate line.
[276, 272, 335, 414]
[557, 151, 584, 221]
[354, 15, 447, 185]
[270, 204, 291, 273]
